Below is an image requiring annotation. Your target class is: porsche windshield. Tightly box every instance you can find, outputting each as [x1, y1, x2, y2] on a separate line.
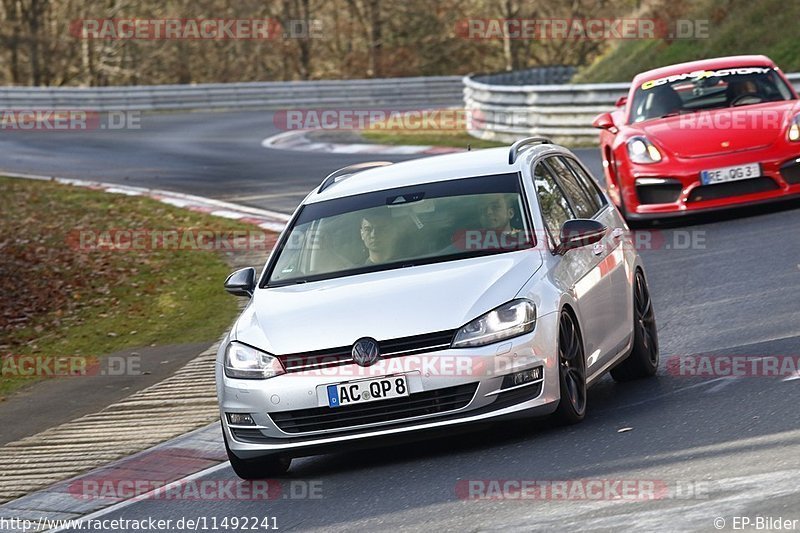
[629, 66, 795, 123]
[263, 173, 534, 287]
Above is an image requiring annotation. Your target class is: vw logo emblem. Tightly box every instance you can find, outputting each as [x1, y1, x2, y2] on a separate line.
[352, 337, 380, 367]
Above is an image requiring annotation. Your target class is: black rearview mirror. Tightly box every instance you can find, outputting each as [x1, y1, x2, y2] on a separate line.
[557, 219, 607, 255]
[224, 267, 256, 297]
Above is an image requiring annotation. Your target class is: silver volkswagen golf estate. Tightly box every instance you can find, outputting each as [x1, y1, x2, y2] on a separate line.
[217, 138, 659, 479]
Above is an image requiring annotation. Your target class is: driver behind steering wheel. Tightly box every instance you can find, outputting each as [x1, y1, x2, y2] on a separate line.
[727, 78, 761, 105]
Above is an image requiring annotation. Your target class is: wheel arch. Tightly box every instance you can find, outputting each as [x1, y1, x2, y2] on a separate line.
[557, 299, 586, 356]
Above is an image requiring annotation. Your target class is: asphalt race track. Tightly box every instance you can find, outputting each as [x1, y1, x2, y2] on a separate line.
[2, 110, 800, 532]
[0, 110, 599, 213]
[0, 110, 442, 214]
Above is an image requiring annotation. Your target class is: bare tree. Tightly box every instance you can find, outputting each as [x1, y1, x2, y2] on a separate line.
[0, 0, 642, 86]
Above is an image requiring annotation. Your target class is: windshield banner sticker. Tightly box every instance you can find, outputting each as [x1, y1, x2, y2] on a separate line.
[641, 67, 772, 90]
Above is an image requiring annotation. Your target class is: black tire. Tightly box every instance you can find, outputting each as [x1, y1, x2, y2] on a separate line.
[552, 310, 587, 425]
[223, 424, 291, 480]
[611, 269, 659, 382]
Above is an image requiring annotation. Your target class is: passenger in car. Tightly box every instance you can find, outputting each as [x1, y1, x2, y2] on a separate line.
[480, 193, 516, 233]
[476, 193, 528, 250]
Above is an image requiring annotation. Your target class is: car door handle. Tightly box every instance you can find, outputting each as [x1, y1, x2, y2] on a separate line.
[611, 227, 625, 240]
[592, 242, 605, 256]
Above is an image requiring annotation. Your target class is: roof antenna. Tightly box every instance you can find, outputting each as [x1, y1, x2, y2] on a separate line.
[468, 144, 471, 151]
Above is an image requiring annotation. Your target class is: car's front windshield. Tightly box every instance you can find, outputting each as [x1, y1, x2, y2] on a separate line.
[263, 173, 534, 287]
[629, 66, 794, 124]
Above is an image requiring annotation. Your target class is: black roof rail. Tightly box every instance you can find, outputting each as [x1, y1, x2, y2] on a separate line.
[508, 137, 552, 164]
[318, 161, 394, 193]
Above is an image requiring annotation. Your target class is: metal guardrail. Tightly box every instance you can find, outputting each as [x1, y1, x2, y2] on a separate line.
[471, 66, 576, 86]
[4, 71, 798, 146]
[0, 76, 465, 111]
[465, 73, 800, 145]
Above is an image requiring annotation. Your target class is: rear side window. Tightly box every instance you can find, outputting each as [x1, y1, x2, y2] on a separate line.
[533, 162, 574, 242]
[564, 157, 607, 212]
[545, 156, 598, 218]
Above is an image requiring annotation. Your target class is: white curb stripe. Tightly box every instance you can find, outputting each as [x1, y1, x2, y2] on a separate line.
[47, 462, 231, 533]
[261, 129, 464, 155]
[0, 170, 292, 231]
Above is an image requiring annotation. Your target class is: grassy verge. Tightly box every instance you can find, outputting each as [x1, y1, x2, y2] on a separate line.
[359, 110, 506, 149]
[574, 0, 800, 83]
[361, 129, 598, 150]
[0, 177, 270, 399]
[361, 128, 507, 150]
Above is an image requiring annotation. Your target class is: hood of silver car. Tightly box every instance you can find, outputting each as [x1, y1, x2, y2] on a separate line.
[234, 250, 543, 355]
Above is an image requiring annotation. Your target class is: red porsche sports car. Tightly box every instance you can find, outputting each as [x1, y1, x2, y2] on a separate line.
[593, 55, 800, 220]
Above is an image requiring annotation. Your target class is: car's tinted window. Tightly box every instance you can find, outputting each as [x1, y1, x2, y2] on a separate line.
[533, 162, 574, 243]
[263, 173, 534, 287]
[546, 156, 597, 218]
[563, 157, 607, 211]
[628, 67, 794, 123]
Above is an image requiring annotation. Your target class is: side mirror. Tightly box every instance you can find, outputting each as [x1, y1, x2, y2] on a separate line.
[615, 96, 628, 107]
[224, 267, 256, 297]
[556, 219, 607, 255]
[592, 112, 618, 133]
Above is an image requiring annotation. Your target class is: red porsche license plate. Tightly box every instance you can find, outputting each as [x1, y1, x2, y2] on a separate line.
[700, 163, 761, 185]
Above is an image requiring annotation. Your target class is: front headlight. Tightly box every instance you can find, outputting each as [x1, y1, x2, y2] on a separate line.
[788, 115, 800, 142]
[224, 342, 285, 379]
[627, 136, 663, 164]
[452, 299, 536, 348]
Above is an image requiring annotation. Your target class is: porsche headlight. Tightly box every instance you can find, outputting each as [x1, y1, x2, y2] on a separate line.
[452, 299, 536, 348]
[788, 115, 800, 142]
[224, 342, 285, 379]
[627, 136, 663, 164]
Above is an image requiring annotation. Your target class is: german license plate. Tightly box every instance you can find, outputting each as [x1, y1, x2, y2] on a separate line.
[327, 375, 409, 408]
[700, 163, 760, 185]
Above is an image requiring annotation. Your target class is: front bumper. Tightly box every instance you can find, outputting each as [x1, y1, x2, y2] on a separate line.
[217, 313, 560, 460]
[620, 148, 800, 219]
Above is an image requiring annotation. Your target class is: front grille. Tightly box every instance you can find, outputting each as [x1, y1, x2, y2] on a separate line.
[635, 179, 682, 204]
[687, 177, 779, 202]
[780, 159, 800, 184]
[278, 347, 352, 372]
[270, 383, 478, 433]
[278, 329, 457, 372]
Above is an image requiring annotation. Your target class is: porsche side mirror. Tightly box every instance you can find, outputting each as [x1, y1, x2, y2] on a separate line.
[592, 112, 618, 134]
